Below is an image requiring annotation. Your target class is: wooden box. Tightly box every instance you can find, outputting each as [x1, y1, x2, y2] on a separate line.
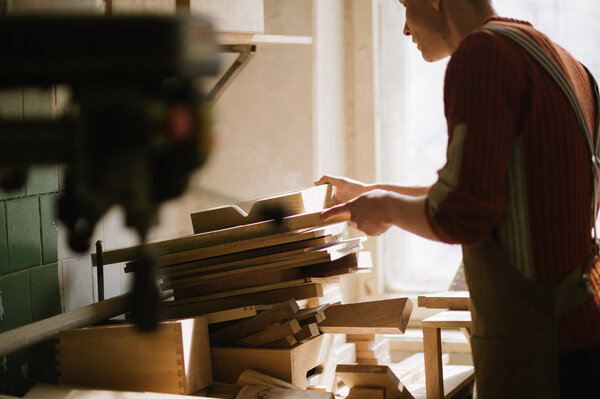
[57, 317, 212, 394]
[211, 333, 336, 390]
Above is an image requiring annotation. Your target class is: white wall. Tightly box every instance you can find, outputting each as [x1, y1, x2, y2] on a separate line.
[51, 0, 373, 310]
[313, 0, 346, 178]
[56, 0, 320, 311]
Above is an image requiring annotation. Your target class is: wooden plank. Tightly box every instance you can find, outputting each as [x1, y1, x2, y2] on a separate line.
[170, 280, 310, 305]
[300, 250, 371, 279]
[210, 300, 298, 346]
[231, 319, 301, 347]
[191, 185, 332, 234]
[417, 292, 469, 311]
[164, 284, 322, 319]
[294, 323, 320, 343]
[264, 335, 298, 348]
[335, 364, 414, 399]
[317, 298, 413, 335]
[193, 211, 348, 250]
[93, 216, 349, 266]
[173, 268, 305, 300]
[157, 235, 337, 273]
[423, 327, 443, 399]
[205, 306, 257, 325]
[421, 311, 471, 329]
[161, 238, 362, 282]
[162, 242, 361, 289]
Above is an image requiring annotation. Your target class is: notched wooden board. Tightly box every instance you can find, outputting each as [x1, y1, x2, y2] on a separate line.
[190, 185, 334, 234]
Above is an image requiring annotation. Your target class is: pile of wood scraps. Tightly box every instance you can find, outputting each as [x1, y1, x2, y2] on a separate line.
[210, 297, 413, 391]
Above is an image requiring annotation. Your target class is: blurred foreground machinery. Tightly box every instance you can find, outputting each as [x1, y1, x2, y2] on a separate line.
[0, 15, 219, 329]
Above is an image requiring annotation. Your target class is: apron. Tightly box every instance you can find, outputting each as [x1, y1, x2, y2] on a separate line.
[462, 26, 600, 398]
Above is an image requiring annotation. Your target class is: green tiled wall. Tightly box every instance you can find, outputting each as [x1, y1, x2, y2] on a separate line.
[0, 202, 7, 275]
[29, 263, 61, 322]
[0, 88, 61, 396]
[40, 194, 58, 265]
[6, 197, 42, 272]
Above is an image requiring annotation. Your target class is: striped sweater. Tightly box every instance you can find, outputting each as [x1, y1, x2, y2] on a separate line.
[425, 17, 600, 353]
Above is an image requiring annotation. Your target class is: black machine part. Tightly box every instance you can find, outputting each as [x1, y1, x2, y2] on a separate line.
[0, 15, 219, 331]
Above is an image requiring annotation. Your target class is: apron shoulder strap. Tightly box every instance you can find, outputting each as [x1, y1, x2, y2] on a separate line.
[480, 24, 600, 236]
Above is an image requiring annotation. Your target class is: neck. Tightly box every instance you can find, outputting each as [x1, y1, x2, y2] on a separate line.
[443, 0, 496, 53]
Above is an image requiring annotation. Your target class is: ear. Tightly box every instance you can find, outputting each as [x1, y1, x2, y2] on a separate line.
[431, 0, 441, 10]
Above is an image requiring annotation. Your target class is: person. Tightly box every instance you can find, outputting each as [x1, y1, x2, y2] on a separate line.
[316, 0, 600, 397]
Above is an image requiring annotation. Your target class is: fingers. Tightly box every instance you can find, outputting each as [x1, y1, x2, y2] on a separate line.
[314, 175, 342, 186]
[320, 203, 351, 222]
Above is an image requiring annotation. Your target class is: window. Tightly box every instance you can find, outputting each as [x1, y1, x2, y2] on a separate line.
[377, 0, 600, 294]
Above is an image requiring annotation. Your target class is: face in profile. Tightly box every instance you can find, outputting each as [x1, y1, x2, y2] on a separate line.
[400, 0, 451, 62]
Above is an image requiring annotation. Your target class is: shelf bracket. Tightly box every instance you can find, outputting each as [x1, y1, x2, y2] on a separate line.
[207, 44, 256, 107]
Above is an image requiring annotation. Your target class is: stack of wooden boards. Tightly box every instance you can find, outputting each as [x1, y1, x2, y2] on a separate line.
[93, 185, 371, 320]
[76, 186, 423, 397]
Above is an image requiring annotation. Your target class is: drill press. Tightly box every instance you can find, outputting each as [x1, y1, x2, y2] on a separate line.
[0, 15, 219, 330]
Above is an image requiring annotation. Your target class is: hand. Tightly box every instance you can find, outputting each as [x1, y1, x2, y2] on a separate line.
[320, 189, 393, 236]
[314, 175, 370, 204]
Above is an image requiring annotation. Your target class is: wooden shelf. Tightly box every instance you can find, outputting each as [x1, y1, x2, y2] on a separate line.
[217, 32, 312, 46]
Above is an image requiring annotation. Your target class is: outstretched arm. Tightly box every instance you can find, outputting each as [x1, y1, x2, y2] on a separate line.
[315, 175, 432, 203]
[320, 189, 441, 241]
